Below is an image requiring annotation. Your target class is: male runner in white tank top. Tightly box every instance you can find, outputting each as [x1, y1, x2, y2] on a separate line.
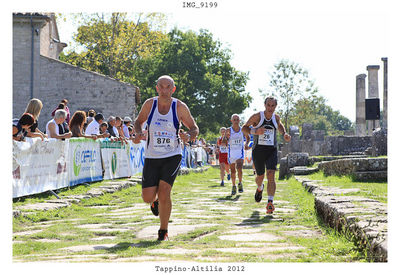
[133, 75, 199, 241]
[242, 96, 291, 214]
[225, 114, 250, 196]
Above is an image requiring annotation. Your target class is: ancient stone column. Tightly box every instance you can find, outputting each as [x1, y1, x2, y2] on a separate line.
[381, 57, 388, 129]
[356, 74, 367, 136]
[367, 65, 380, 135]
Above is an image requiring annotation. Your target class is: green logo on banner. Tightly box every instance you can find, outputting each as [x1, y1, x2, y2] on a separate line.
[111, 152, 117, 175]
[73, 145, 82, 176]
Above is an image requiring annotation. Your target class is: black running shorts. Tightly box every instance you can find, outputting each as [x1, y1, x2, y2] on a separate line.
[141, 154, 182, 188]
[252, 146, 278, 175]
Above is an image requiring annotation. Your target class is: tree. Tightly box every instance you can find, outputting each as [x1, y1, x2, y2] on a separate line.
[261, 59, 318, 130]
[59, 12, 167, 82]
[135, 28, 251, 136]
[291, 95, 353, 134]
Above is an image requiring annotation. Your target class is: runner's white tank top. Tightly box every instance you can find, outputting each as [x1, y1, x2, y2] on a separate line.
[228, 126, 244, 158]
[145, 97, 182, 159]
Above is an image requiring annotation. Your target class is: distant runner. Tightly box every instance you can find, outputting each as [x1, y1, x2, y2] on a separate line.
[216, 127, 230, 186]
[225, 114, 250, 196]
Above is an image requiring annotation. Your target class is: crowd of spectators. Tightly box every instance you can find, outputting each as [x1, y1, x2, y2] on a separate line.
[13, 97, 217, 165]
[13, 98, 137, 143]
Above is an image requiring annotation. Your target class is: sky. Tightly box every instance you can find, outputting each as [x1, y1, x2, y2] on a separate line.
[55, 0, 393, 123]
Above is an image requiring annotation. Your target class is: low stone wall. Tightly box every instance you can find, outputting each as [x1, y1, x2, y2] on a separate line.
[296, 176, 387, 262]
[318, 158, 387, 181]
[281, 135, 374, 157]
[278, 153, 369, 180]
[308, 155, 367, 165]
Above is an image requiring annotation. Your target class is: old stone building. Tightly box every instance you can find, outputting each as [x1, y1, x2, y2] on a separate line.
[13, 13, 138, 131]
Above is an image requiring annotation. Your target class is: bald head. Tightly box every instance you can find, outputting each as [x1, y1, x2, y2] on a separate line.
[157, 75, 175, 87]
[231, 114, 240, 120]
[231, 114, 240, 126]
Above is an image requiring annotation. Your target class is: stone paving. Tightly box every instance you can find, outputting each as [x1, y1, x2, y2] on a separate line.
[12, 167, 370, 263]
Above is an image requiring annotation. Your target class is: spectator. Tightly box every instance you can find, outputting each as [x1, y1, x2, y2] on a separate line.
[100, 122, 108, 135]
[114, 116, 123, 138]
[46, 109, 72, 139]
[122, 116, 132, 138]
[55, 103, 70, 135]
[51, 99, 70, 124]
[128, 125, 135, 138]
[68, 111, 97, 139]
[13, 113, 35, 141]
[24, 98, 46, 140]
[86, 109, 96, 125]
[107, 116, 117, 137]
[85, 113, 110, 138]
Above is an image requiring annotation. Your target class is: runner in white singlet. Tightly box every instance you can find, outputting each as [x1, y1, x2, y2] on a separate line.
[133, 75, 199, 241]
[225, 114, 250, 196]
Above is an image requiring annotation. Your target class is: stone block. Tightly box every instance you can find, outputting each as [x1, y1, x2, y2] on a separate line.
[289, 125, 299, 136]
[318, 158, 387, 181]
[289, 166, 318, 175]
[372, 128, 387, 156]
[311, 130, 325, 141]
[287, 152, 309, 168]
[301, 123, 313, 140]
[278, 157, 288, 180]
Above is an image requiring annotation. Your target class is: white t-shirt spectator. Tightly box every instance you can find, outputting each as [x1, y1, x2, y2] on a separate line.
[46, 119, 59, 138]
[122, 124, 129, 138]
[85, 120, 100, 136]
[113, 126, 119, 137]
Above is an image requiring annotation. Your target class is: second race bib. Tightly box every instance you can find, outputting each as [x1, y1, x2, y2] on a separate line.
[258, 128, 274, 146]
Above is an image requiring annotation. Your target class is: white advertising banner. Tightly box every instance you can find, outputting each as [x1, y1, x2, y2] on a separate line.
[68, 138, 103, 186]
[128, 140, 145, 176]
[100, 140, 132, 180]
[12, 138, 69, 198]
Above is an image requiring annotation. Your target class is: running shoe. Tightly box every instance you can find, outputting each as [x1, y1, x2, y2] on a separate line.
[158, 229, 169, 241]
[238, 182, 243, 193]
[266, 201, 275, 214]
[231, 185, 237, 196]
[150, 199, 159, 216]
[227, 174, 231, 181]
[254, 184, 264, 202]
[220, 181, 224, 187]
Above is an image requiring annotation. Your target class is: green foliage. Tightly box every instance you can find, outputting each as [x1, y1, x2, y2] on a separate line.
[135, 28, 251, 136]
[59, 12, 167, 82]
[291, 95, 353, 134]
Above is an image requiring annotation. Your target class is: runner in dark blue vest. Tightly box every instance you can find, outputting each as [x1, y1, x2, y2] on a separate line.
[242, 96, 291, 214]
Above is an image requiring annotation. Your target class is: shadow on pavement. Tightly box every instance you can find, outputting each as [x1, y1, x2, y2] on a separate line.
[236, 210, 274, 226]
[106, 240, 160, 253]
